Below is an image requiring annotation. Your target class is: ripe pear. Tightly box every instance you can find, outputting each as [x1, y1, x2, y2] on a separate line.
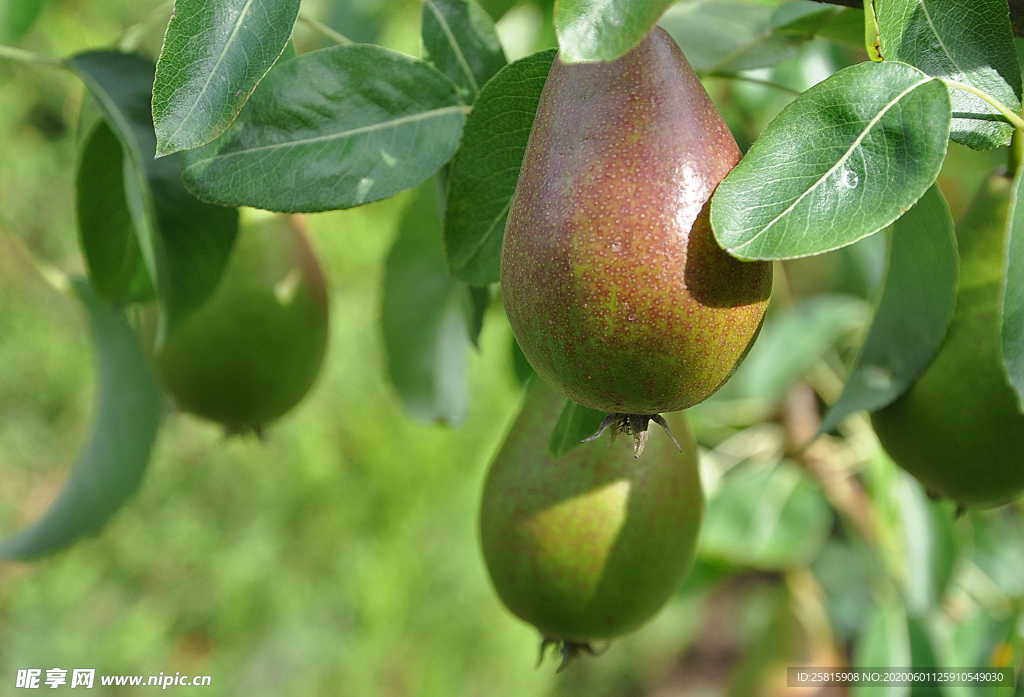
[871, 172, 1024, 507]
[156, 215, 329, 432]
[501, 27, 771, 416]
[479, 378, 703, 665]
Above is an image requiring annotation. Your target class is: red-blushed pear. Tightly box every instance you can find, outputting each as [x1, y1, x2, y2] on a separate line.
[501, 27, 771, 447]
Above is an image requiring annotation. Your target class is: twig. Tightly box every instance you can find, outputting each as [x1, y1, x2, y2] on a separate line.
[809, 0, 1024, 37]
[298, 14, 353, 45]
[0, 44, 64, 68]
[783, 381, 878, 545]
[705, 72, 802, 96]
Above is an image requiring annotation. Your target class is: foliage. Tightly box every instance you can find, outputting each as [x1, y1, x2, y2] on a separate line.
[2, 0, 1024, 694]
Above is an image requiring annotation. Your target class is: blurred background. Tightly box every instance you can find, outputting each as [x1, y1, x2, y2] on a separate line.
[1, 0, 1021, 695]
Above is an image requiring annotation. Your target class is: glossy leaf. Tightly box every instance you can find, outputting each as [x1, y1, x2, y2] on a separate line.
[877, 0, 1022, 150]
[68, 51, 238, 330]
[660, 0, 809, 74]
[700, 461, 832, 569]
[1003, 164, 1024, 410]
[184, 45, 467, 213]
[720, 294, 868, 404]
[152, 0, 301, 156]
[76, 122, 154, 304]
[712, 61, 951, 260]
[555, 0, 675, 63]
[1, 0, 43, 41]
[422, 0, 507, 101]
[381, 183, 472, 426]
[0, 280, 163, 560]
[821, 186, 957, 432]
[547, 399, 606, 458]
[445, 50, 555, 284]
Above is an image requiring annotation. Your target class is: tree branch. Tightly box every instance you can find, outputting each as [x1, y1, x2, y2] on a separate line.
[810, 0, 1024, 37]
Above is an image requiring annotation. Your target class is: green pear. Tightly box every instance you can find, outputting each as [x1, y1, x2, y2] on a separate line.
[156, 215, 329, 432]
[479, 378, 702, 666]
[872, 172, 1024, 507]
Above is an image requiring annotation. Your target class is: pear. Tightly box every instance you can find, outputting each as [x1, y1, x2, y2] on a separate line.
[872, 172, 1024, 507]
[501, 27, 771, 418]
[479, 377, 702, 667]
[156, 215, 329, 432]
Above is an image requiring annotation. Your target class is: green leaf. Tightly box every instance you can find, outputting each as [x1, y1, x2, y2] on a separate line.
[700, 461, 832, 569]
[445, 50, 555, 285]
[660, 0, 814, 74]
[464, 284, 489, 347]
[422, 0, 507, 101]
[547, 399, 606, 458]
[555, 0, 675, 63]
[183, 45, 467, 213]
[852, 603, 910, 697]
[0, 279, 163, 561]
[721, 295, 868, 404]
[1003, 164, 1024, 410]
[967, 508, 1024, 598]
[876, 0, 1022, 150]
[712, 61, 951, 260]
[821, 186, 957, 432]
[893, 475, 958, 615]
[0, 0, 44, 42]
[76, 122, 154, 305]
[67, 51, 239, 330]
[381, 183, 473, 426]
[152, 0, 301, 157]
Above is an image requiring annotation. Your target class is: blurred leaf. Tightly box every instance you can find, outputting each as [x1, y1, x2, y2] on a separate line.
[812, 539, 879, 641]
[822, 186, 957, 432]
[700, 461, 833, 569]
[660, 0, 809, 75]
[547, 399, 606, 457]
[712, 61, 951, 260]
[966, 509, 1024, 599]
[893, 475, 958, 616]
[727, 586, 802, 697]
[183, 45, 466, 213]
[422, 0, 507, 101]
[76, 122, 154, 305]
[445, 50, 555, 284]
[772, 1, 845, 37]
[0, 279, 163, 561]
[381, 184, 472, 425]
[0, 0, 44, 42]
[555, 0, 674, 63]
[818, 7, 868, 47]
[723, 294, 868, 404]
[152, 0, 300, 156]
[876, 0, 1022, 150]
[1003, 163, 1024, 410]
[509, 335, 533, 386]
[853, 603, 911, 697]
[68, 51, 239, 330]
[464, 284, 489, 347]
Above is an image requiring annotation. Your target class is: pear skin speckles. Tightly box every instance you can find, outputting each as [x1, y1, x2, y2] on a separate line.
[501, 27, 771, 414]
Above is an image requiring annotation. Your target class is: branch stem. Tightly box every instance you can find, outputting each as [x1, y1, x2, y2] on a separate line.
[0, 44, 64, 68]
[706, 72, 802, 96]
[298, 14, 353, 45]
